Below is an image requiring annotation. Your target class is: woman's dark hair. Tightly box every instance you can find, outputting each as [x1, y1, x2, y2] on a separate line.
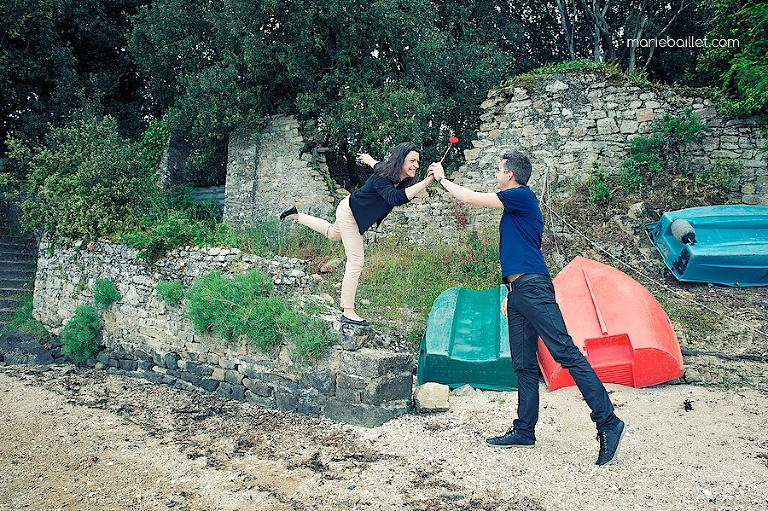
[375, 142, 420, 187]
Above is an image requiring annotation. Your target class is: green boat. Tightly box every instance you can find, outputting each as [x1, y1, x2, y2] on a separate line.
[646, 205, 768, 287]
[417, 285, 517, 391]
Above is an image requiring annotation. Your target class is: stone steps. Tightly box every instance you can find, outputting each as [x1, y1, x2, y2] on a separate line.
[0, 234, 37, 329]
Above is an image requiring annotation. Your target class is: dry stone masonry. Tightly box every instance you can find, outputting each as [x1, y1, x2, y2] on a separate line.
[457, 70, 767, 231]
[224, 116, 337, 228]
[32, 238, 413, 427]
[222, 71, 766, 244]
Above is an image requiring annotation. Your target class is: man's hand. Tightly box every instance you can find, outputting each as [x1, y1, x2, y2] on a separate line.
[501, 296, 508, 317]
[428, 162, 445, 181]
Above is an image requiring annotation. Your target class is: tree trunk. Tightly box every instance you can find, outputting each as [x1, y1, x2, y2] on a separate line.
[555, 0, 576, 60]
[627, 0, 649, 75]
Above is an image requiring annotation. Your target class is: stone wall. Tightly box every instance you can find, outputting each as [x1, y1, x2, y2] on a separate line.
[155, 131, 190, 190]
[455, 70, 767, 231]
[32, 238, 413, 427]
[223, 116, 337, 228]
[220, 72, 766, 244]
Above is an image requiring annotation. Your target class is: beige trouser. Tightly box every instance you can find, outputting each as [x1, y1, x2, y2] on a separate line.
[296, 196, 364, 310]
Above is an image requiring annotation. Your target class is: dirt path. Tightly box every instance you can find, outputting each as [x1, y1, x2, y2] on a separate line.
[1, 365, 766, 511]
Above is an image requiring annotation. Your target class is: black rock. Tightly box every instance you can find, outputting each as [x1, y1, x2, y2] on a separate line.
[0, 331, 54, 366]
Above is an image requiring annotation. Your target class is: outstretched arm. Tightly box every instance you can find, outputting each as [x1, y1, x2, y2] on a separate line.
[356, 153, 378, 168]
[429, 163, 503, 208]
[404, 174, 435, 200]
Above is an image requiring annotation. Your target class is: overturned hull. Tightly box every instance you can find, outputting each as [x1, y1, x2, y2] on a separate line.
[538, 257, 684, 390]
[646, 205, 768, 287]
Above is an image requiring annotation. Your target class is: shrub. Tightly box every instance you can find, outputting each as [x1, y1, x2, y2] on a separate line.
[627, 133, 664, 177]
[8, 116, 156, 240]
[589, 180, 611, 203]
[121, 186, 237, 261]
[184, 269, 334, 357]
[588, 161, 611, 204]
[61, 305, 101, 364]
[92, 279, 121, 310]
[619, 160, 642, 191]
[660, 108, 709, 147]
[157, 280, 185, 305]
[618, 110, 711, 197]
[696, 159, 741, 192]
[283, 311, 333, 361]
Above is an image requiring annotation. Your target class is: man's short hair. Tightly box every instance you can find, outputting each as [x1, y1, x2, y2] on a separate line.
[501, 151, 532, 185]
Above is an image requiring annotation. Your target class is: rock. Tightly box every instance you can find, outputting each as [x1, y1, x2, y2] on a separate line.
[0, 331, 54, 366]
[451, 384, 477, 397]
[546, 80, 569, 92]
[627, 202, 645, 219]
[413, 382, 450, 412]
[683, 366, 704, 383]
[336, 322, 370, 350]
[320, 258, 343, 273]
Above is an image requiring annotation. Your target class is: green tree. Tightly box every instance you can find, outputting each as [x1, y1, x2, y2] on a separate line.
[8, 116, 156, 239]
[698, 0, 768, 117]
[128, 0, 528, 183]
[0, 0, 149, 159]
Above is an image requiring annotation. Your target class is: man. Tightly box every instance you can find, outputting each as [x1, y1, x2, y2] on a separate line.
[428, 151, 625, 466]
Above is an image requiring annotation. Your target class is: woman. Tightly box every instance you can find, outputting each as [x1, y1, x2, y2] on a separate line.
[280, 142, 434, 326]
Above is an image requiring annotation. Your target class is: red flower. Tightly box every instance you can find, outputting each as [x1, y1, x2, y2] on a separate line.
[439, 135, 460, 163]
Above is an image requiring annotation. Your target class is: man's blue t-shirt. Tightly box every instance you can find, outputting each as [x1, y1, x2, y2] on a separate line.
[496, 186, 550, 279]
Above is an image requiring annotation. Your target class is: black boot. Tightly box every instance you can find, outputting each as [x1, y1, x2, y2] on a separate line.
[279, 206, 298, 220]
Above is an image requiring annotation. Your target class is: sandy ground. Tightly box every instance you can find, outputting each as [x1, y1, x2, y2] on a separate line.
[1, 364, 766, 511]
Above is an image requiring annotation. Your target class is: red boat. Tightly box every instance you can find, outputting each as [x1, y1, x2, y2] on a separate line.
[538, 256, 684, 390]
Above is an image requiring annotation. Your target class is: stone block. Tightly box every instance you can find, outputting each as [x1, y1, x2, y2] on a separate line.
[275, 389, 298, 411]
[337, 371, 368, 390]
[215, 381, 234, 399]
[545, 80, 569, 92]
[162, 352, 180, 369]
[636, 108, 655, 122]
[339, 349, 413, 379]
[335, 386, 362, 403]
[597, 117, 619, 135]
[324, 398, 412, 428]
[181, 360, 214, 377]
[224, 369, 244, 386]
[620, 120, 639, 134]
[119, 359, 138, 371]
[362, 372, 413, 405]
[200, 378, 219, 392]
[298, 390, 324, 416]
[414, 382, 450, 413]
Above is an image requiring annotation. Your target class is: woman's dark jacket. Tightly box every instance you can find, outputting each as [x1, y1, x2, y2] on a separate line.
[348, 172, 409, 234]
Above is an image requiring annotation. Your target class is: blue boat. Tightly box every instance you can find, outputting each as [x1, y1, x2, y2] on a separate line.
[646, 205, 768, 287]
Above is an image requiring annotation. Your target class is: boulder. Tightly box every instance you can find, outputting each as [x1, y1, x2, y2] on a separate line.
[0, 331, 54, 366]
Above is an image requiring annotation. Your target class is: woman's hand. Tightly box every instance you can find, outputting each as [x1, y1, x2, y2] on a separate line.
[356, 153, 378, 168]
[428, 162, 445, 181]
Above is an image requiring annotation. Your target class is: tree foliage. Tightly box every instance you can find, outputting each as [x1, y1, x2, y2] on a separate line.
[128, 0, 535, 182]
[8, 116, 156, 239]
[0, 0, 149, 157]
[2, 0, 766, 195]
[698, 0, 768, 117]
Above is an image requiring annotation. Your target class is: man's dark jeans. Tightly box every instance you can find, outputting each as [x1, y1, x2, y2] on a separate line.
[506, 274, 616, 440]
